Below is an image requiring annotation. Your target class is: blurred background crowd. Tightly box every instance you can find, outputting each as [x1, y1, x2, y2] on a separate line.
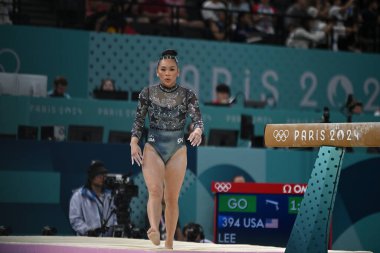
[1, 0, 379, 53]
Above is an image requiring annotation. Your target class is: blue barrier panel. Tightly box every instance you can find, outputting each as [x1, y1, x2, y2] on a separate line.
[1, 96, 377, 143]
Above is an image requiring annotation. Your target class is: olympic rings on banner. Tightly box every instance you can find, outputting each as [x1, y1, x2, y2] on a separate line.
[214, 182, 232, 192]
[273, 130, 290, 142]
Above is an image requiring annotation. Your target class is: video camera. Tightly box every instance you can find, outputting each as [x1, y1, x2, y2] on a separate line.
[104, 173, 138, 197]
[103, 173, 140, 238]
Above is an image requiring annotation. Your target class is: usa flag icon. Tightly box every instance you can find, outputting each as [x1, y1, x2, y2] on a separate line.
[265, 218, 279, 228]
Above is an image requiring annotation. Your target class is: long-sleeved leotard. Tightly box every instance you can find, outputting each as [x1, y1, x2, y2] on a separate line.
[131, 84, 204, 163]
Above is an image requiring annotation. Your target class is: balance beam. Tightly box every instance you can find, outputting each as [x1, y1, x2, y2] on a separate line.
[263, 123, 380, 253]
[264, 122, 380, 148]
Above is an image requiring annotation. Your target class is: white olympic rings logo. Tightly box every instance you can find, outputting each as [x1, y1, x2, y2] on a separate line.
[214, 182, 232, 192]
[273, 130, 290, 142]
[0, 48, 21, 73]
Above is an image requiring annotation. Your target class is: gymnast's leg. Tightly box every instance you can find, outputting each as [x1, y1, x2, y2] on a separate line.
[163, 146, 187, 249]
[142, 143, 165, 245]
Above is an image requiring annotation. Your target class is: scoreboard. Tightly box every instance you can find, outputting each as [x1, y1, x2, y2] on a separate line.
[212, 182, 307, 247]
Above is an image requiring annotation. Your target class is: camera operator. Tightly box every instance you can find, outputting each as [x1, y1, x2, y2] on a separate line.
[69, 160, 117, 237]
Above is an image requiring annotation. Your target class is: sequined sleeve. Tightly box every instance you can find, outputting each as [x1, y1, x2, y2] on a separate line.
[187, 90, 204, 133]
[131, 87, 149, 140]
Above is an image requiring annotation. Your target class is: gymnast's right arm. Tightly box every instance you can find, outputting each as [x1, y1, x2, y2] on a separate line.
[130, 87, 149, 166]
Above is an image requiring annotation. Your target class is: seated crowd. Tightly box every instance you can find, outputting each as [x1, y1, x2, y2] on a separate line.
[2, 0, 378, 53]
[81, 0, 379, 53]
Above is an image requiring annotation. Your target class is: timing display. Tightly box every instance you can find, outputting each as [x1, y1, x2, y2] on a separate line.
[218, 195, 256, 213]
[288, 196, 303, 214]
[213, 183, 306, 246]
[218, 215, 268, 229]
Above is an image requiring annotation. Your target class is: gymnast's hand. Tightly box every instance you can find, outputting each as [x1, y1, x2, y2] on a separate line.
[188, 128, 202, 147]
[130, 137, 143, 166]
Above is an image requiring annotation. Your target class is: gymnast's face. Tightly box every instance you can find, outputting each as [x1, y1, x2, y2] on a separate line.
[157, 59, 179, 88]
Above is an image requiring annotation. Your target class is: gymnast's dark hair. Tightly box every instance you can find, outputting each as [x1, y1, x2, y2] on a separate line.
[157, 49, 178, 67]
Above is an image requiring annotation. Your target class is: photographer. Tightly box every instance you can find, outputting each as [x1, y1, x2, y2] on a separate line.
[69, 160, 117, 237]
[182, 223, 213, 243]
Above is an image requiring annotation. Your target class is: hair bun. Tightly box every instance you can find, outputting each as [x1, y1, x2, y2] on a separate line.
[161, 49, 177, 57]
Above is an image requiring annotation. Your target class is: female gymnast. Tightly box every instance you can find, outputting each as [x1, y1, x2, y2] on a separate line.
[130, 49, 204, 249]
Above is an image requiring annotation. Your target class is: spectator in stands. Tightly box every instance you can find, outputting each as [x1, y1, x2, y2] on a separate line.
[228, 0, 251, 24]
[100, 78, 116, 91]
[164, 0, 187, 23]
[201, 0, 227, 40]
[286, 6, 332, 49]
[139, 0, 171, 24]
[271, 0, 293, 14]
[232, 11, 258, 42]
[329, 0, 359, 51]
[310, 2, 333, 48]
[314, 0, 331, 18]
[165, 0, 206, 28]
[48, 76, 71, 99]
[93, 78, 130, 100]
[213, 83, 231, 104]
[100, 2, 138, 34]
[185, 0, 206, 25]
[232, 174, 247, 183]
[252, 0, 276, 35]
[329, 0, 355, 24]
[69, 160, 117, 237]
[201, 0, 226, 22]
[358, 0, 380, 52]
[228, 0, 253, 42]
[84, 0, 111, 30]
[182, 222, 213, 243]
[311, 0, 332, 38]
[0, 0, 13, 24]
[284, 0, 309, 33]
[251, 0, 277, 43]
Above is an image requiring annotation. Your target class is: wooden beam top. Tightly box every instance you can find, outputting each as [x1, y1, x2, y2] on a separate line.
[264, 123, 380, 147]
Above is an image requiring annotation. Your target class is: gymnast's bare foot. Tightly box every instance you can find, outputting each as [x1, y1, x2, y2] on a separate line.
[165, 241, 173, 250]
[147, 228, 160, 246]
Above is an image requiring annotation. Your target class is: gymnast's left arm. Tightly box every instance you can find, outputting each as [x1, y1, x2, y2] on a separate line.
[187, 90, 204, 146]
